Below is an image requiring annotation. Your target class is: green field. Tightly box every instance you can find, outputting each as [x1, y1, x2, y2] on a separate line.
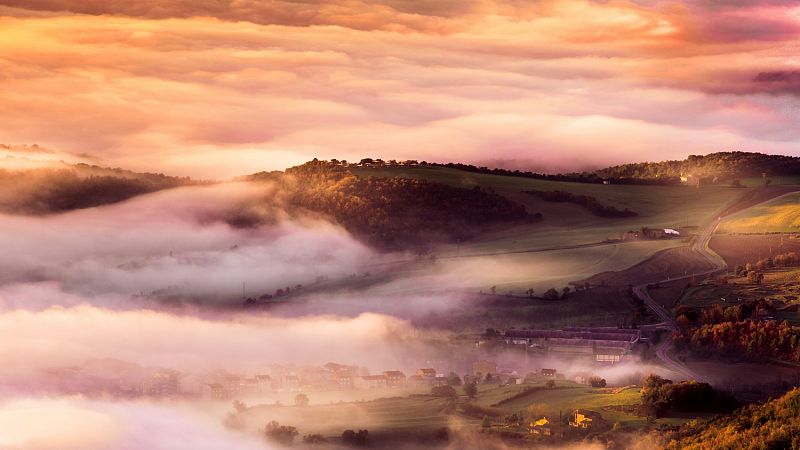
[239, 395, 477, 436]
[718, 192, 800, 234]
[476, 381, 688, 428]
[354, 166, 746, 251]
[371, 239, 684, 296]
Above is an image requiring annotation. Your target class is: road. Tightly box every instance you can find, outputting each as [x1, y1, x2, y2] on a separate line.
[634, 189, 800, 382]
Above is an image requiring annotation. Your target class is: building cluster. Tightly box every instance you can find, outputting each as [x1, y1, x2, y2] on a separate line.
[502, 327, 641, 364]
[621, 227, 682, 241]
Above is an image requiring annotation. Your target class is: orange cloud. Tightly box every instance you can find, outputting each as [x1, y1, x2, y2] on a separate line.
[0, 1, 797, 176]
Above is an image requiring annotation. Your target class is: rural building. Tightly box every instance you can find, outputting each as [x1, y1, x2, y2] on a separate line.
[416, 368, 436, 379]
[206, 383, 228, 400]
[472, 360, 497, 376]
[383, 371, 407, 387]
[530, 417, 552, 436]
[570, 410, 602, 429]
[541, 368, 557, 377]
[356, 375, 387, 389]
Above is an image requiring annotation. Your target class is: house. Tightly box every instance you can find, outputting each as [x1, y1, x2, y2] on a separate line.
[407, 374, 426, 387]
[383, 371, 407, 388]
[472, 360, 497, 376]
[530, 417, 552, 436]
[283, 375, 300, 391]
[356, 375, 387, 389]
[330, 373, 354, 390]
[570, 410, 602, 429]
[255, 374, 272, 392]
[145, 369, 180, 397]
[432, 374, 448, 387]
[416, 368, 436, 379]
[541, 369, 557, 378]
[206, 383, 228, 400]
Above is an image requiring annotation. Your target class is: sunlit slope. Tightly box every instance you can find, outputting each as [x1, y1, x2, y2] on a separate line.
[354, 166, 744, 249]
[718, 192, 800, 234]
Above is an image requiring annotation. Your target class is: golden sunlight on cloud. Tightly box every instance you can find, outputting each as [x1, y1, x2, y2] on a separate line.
[0, 0, 797, 176]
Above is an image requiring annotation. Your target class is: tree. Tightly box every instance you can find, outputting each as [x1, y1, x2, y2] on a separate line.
[264, 421, 299, 445]
[489, 285, 497, 295]
[446, 372, 462, 386]
[464, 381, 478, 399]
[481, 415, 491, 428]
[432, 385, 458, 399]
[589, 376, 607, 388]
[342, 429, 370, 446]
[543, 288, 560, 300]
[561, 286, 571, 298]
[294, 393, 309, 406]
[526, 288, 535, 298]
[303, 434, 326, 444]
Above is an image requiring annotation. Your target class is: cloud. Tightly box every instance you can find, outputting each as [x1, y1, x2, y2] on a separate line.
[0, 397, 271, 450]
[0, 1, 797, 177]
[0, 182, 375, 303]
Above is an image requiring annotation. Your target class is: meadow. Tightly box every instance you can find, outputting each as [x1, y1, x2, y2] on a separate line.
[718, 192, 800, 234]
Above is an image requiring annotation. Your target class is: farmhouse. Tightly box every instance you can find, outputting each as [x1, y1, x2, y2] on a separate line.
[356, 375, 387, 389]
[570, 410, 603, 429]
[530, 417, 552, 436]
[383, 371, 407, 388]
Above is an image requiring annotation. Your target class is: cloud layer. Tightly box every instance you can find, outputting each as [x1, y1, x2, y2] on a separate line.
[0, 1, 798, 177]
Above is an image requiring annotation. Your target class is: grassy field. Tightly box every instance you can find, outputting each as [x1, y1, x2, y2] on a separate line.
[718, 192, 800, 234]
[354, 166, 747, 251]
[473, 381, 687, 429]
[376, 239, 685, 295]
[239, 394, 477, 436]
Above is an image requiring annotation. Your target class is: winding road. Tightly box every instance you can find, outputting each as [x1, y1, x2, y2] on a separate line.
[634, 190, 800, 381]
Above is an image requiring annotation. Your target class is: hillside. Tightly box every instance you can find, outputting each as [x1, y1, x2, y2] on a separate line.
[351, 163, 744, 252]
[663, 388, 800, 449]
[0, 164, 192, 215]
[239, 160, 532, 250]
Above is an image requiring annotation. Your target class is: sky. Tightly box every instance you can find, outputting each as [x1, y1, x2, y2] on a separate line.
[0, 0, 799, 178]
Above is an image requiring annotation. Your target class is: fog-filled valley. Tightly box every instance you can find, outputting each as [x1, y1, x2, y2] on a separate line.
[3, 1, 800, 446]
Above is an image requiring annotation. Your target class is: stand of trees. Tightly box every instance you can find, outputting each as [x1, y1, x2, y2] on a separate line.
[641, 375, 738, 418]
[521, 189, 637, 218]
[673, 319, 800, 362]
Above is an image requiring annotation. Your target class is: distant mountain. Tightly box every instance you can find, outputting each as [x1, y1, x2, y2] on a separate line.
[587, 151, 800, 184]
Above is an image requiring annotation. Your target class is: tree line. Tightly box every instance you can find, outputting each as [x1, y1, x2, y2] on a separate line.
[521, 189, 637, 218]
